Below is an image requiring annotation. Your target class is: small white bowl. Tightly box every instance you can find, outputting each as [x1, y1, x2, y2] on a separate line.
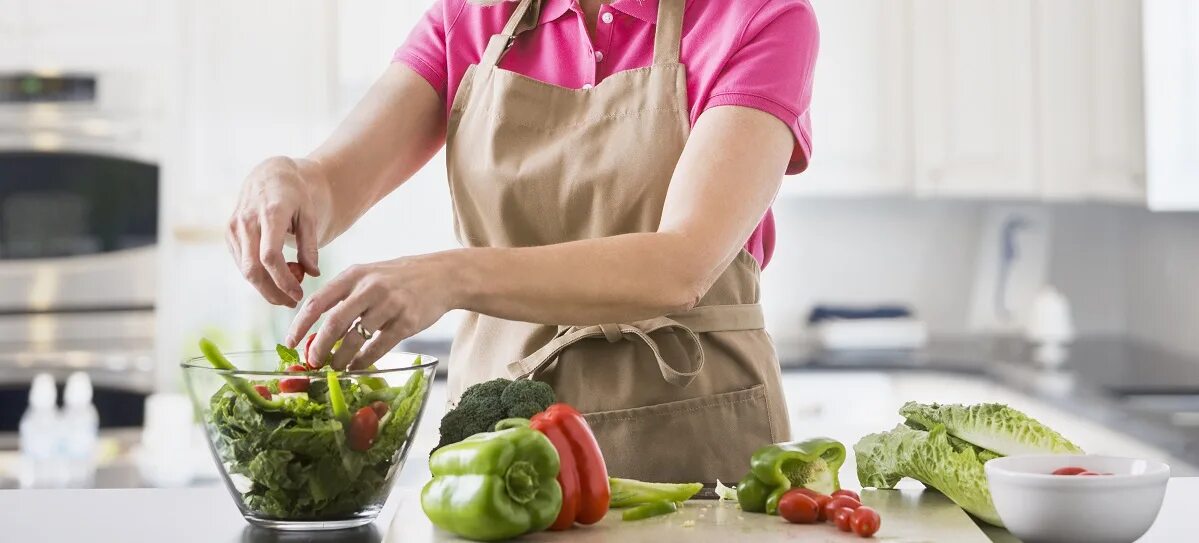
[985, 454, 1169, 543]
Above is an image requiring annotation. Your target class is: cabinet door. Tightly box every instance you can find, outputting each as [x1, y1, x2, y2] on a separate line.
[784, 0, 910, 197]
[0, 0, 25, 69]
[911, 0, 1038, 198]
[1036, 0, 1145, 203]
[1143, 0, 1199, 210]
[24, 0, 167, 69]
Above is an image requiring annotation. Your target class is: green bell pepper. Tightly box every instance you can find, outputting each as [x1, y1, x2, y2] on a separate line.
[736, 437, 846, 515]
[421, 424, 562, 541]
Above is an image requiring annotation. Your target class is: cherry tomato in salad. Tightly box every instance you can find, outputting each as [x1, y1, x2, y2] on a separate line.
[348, 406, 380, 452]
[832, 489, 861, 502]
[287, 262, 305, 284]
[1052, 466, 1089, 476]
[286, 364, 307, 373]
[824, 496, 861, 522]
[833, 507, 856, 532]
[279, 377, 310, 393]
[304, 333, 318, 368]
[253, 384, 272, 400]
[778, 491, 821, 524]
[850, 506, 881, 537]
[370, 400, 390, 418]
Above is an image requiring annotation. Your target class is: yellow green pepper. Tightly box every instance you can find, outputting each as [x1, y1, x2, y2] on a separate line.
[736, 437, 846, 514]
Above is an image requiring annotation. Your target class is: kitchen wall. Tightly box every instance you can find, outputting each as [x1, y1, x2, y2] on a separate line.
[1122, 211, 1199, 358]
[762, 198, 1132, 348]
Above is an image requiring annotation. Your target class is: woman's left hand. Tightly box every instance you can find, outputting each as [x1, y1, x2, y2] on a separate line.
[285, 253, 459, 370]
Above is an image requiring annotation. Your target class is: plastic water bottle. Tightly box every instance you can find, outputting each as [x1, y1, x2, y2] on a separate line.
[62, 372, 100, 487]
[19, 373, 67, 488]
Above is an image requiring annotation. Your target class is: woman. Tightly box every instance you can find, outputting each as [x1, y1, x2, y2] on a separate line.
[227, 0, 818, 483]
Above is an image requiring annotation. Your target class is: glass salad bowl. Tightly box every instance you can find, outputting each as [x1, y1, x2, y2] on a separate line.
[182, 344, 437, 531]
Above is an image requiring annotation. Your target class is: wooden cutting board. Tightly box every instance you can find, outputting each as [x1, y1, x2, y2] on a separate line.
[385, 488, 993, 543]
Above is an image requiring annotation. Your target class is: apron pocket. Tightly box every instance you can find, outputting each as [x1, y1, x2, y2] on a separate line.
[582, 384, 776, 484]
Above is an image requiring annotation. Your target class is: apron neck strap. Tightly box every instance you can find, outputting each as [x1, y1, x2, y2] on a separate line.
[480, 0, 543, 68]
[482, 0, 684, 68]
[653, 0, 685, 65]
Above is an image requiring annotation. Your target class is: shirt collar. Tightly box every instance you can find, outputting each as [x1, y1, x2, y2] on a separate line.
[536, 0, 689, 27]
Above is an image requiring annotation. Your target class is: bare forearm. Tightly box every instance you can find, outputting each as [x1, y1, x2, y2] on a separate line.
[442, 106, 793, 326]
[447, 233, 714, 325]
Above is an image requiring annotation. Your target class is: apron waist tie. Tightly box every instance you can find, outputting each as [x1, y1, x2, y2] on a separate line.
[506, 303, 765, 388]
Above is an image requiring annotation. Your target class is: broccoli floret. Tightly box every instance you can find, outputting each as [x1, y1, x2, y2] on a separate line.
[461, 378, 512, 401]
[435, 396, 505, 451]
[498, 378, 553, 407]
[432, 379, 556, 454]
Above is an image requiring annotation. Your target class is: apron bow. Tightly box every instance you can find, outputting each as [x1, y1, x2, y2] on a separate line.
[505, 304, 765, 389]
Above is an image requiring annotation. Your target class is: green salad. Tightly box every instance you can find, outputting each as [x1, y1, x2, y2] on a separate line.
[198, 339, 428, 519]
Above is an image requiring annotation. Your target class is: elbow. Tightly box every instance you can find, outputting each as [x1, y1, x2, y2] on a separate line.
[655, 272, 709, 315]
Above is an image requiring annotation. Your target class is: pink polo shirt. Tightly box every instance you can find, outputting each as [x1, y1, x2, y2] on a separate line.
[394, 0, 819, 268]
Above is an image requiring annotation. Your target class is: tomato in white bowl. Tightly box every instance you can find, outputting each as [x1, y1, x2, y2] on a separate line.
[985, 454, 1169, 543]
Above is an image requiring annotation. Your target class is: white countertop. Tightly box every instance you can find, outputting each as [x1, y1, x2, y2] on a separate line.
[2, 479, 1195, 542]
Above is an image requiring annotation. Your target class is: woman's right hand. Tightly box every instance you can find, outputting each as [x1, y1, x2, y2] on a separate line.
[227, 156, 331, 307]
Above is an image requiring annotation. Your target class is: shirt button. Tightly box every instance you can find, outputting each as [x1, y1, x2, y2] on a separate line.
[582, 83, 593, 89]
[601, 12, 614, 24]
[594, 51, 604, 63]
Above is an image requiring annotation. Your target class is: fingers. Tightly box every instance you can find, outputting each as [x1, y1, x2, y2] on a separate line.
[294, 214, 321, 278]
[258, 208, 303, 302]
[284, 268, 359, 347]
[231, 217, 296, 307]
[330, 305, 391, 370]
[350, 326, 406, 370]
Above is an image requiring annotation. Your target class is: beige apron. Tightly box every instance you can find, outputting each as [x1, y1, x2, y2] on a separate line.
[444, 0, 790, 483]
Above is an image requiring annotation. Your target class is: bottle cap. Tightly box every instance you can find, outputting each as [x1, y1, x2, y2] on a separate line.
[29, 373, 57, 409]
[64, 371, 94, 407]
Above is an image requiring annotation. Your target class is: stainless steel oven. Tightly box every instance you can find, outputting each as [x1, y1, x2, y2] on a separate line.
[0, 72, 159, 439]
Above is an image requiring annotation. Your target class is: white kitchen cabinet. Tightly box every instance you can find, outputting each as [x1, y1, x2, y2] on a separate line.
[170, 0, 337, 220]
[784, 0, 911, 197]
[1142, 0, 1199, 211]
[789, 1, 1149, 205]
[0, 0, 27, 69]
[911, 0, 1039, 199]
[20, 0, 170, 71]
[1036, 0, 1146, 203]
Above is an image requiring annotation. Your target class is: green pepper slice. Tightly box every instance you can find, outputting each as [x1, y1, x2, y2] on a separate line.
[621, 500, 679, 521]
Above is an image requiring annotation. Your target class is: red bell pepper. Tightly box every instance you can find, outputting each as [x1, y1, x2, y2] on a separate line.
[529, 403, 610, 529]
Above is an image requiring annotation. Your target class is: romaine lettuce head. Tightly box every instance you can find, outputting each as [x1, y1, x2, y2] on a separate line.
[900, 401, 1083, 456]
[854, 423, 1003, 527]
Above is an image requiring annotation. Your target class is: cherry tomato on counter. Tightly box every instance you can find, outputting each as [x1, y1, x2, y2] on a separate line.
[778, 490, 821, 524]
[348, 406, 380, 452]
[851, 506, 881, 537]
[833, 507, 856, 532]
[824, 496, 862, 523]
[832, 489, 861, 502]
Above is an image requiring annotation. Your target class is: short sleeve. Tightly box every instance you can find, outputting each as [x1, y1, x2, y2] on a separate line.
[704, 1, 819, 174]
[392, 0, 454, 98]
